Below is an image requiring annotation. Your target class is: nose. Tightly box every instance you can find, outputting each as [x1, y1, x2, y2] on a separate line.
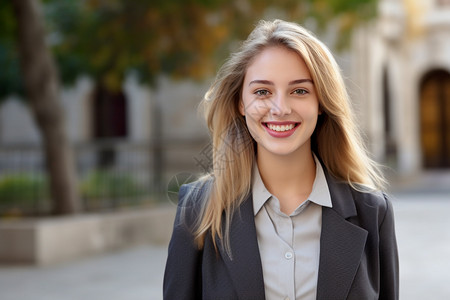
[270, 94, 291, 116]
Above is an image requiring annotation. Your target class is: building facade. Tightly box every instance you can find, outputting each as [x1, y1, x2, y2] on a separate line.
[351, 0, 450, 175]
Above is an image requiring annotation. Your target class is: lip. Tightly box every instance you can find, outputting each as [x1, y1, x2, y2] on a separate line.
[262, 121, 300, 138]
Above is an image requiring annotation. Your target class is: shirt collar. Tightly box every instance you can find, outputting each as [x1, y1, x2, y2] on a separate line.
[252, 163, 272, 216]
[252, 154, 332, 216]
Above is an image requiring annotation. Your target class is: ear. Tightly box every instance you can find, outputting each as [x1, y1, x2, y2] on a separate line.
[239, 100, 245, 116]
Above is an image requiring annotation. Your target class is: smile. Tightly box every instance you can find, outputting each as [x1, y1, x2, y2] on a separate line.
[266, 123, 295, 132]
[263, 122, 300, 138]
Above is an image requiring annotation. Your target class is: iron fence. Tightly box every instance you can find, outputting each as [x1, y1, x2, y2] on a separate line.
[0, 138, 207, 216]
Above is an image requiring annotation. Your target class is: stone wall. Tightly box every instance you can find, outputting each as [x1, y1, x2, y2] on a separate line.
[0, 205, 176, 265]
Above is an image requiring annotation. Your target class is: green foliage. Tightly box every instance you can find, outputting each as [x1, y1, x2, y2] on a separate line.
[0, 43, 23, 98]
[0, 0, 377, 98]
[0, 1, 16, 42]
[0, 1, 24, 98]
[0, 174, 49, 205]
[80, 170, 146, 200]
[46, 0, 378, 91]
[0, 170, 149, 215]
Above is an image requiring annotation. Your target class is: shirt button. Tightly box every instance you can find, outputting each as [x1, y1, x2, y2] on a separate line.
[284, 251, 293, 259]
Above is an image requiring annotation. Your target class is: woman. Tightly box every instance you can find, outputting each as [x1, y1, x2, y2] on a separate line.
[164, 19, 399, 300]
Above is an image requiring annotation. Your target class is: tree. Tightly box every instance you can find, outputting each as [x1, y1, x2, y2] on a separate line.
[11, 0, 80, 214]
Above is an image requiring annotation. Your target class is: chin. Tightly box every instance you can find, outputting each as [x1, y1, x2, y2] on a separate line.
[259, 144, 302, 157]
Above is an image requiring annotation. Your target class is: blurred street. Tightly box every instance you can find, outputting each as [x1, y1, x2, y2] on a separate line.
[1, 1, 449, 299]
[0, 189, 449, 300]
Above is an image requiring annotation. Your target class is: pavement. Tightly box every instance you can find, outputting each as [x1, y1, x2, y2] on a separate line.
[392, 193, 450, 300]
[0, 191, 449, 300]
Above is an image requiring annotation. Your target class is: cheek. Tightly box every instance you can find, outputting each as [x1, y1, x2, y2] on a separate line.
[308, 106, 320, 120]
[296, 101, 320, 120]
[242, 98, 270, 121]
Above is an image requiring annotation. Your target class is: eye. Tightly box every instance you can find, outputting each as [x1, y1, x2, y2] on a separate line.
[254, 89, 270, 97]
[293, 88, 308, 95]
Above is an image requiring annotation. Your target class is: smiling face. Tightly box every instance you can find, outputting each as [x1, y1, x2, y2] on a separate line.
[240, 45, 320, 158]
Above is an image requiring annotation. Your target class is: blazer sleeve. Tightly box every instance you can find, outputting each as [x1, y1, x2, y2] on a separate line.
[379, 195, 400, 300]
[163, 184, 202, 300]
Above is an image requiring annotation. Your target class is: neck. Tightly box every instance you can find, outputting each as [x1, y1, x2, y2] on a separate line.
[256, 145, 316, 202]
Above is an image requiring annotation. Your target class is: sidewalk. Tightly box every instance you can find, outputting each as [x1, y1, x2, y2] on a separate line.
[0, 192, 449, 300]
[0, 244, 167, 300]
[392, 193, 450, 300]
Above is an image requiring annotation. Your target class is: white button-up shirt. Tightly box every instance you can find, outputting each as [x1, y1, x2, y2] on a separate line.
[253, 155, 332, 300]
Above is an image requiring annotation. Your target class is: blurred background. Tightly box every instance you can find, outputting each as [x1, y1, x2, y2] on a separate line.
[0, 0, 449, 299]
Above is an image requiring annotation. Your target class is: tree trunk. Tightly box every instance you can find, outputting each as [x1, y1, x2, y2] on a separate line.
[12, 0, 81, 214]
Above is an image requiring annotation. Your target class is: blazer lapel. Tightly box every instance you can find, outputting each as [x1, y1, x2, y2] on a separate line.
[217, 194, 266, 300]
[317, 174, 368, 300]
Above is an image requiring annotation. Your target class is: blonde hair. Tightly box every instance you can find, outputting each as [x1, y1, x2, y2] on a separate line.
[190, 19, 385, 253]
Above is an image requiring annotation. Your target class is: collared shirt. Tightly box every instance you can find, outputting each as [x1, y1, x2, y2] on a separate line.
[253, 155, 332, 300]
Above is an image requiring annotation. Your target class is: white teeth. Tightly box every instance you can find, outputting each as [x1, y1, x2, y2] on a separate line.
[267, 123, 295, 132]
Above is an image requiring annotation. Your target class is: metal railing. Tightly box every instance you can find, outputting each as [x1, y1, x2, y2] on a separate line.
[0, 138, 207, 216]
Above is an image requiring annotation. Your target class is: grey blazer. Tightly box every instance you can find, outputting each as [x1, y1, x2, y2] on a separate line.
[163, 170, 399, 300]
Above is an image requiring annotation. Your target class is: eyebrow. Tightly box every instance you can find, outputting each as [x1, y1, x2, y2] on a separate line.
[248, 79, 314, 86]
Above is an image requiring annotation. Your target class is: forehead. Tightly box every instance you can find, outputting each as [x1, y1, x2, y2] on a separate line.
[244, 46, 312, 83]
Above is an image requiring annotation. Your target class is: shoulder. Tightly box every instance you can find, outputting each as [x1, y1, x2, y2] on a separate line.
[175, 176, 213, 226]
[325, 170, 393, 228]
[351, 187, 389, 210]
[349, 187, 394, 228]
[178, 176, 213, 208]
[323, 166, 389, 212]
[324, 170, 390, 219]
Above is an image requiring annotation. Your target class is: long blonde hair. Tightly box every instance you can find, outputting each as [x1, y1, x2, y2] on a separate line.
[191, 19, 385, 253]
